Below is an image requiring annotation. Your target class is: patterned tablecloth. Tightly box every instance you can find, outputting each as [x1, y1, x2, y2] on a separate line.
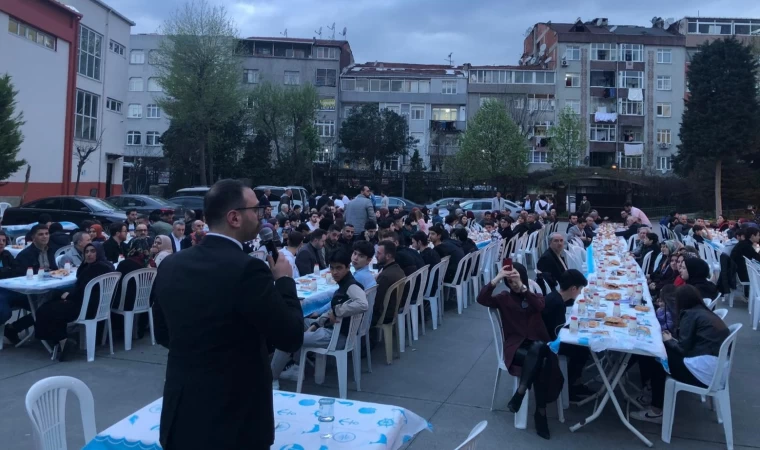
[83, 391, 431, 450]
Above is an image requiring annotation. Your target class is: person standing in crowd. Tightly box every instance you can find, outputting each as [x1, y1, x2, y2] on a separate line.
[103, 223, 129, 263]
[280, 189, 294, 211]
[344, 186, 375, 234]
[523, 195, 532, 213]
[380, 191, 390, 209]
[537, 232, 569, 289]
[578, 196, 591, 215]
[371, 241, 405, 327]
[151, 210, 174, 237]
[624, 202, 651, 226]
[169, 220, 185, 253]
[125, 208, 139, 232]
[48, 222, 71, 252]
[151, 179, 303, 450]
[58, 231, 92, 267]
[295, 229, 327, 275]
[183, 210, 196, 236]
[258, 188, 271, 207]
[492, 191, 507, 212]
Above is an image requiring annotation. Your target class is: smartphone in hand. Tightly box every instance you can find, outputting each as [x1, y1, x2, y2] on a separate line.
[502, 257, 513, 271]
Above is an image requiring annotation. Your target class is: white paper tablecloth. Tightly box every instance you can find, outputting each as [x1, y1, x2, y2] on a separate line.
[83, 392, 431, 450]
[0, 272, 77, 294]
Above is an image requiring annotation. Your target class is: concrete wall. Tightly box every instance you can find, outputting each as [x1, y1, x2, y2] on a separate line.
[126, 34, 168, 159]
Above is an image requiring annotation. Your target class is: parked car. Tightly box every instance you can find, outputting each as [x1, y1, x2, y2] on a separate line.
[438, 199, 522, 221]
[1, 196, 127, 228]
[174, 186, 210, 197]
[106, 195, 185, 218]
[427, 197, 470, 210]
[168, 196, 205, 221]
[374, 196, 423, 211]
[253, 185, 309, 212]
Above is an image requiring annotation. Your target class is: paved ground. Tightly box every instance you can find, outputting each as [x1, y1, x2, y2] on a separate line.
[1, 289, 757, 450]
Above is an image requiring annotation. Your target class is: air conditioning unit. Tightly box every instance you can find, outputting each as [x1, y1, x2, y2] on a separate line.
[659, 143, 670, 149]
[561, 59, 568, 67]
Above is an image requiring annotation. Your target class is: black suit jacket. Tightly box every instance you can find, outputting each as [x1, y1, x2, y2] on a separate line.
[537, 248, 568, 290]
[103, 237, 128, 263]
[152, 235, 304, 450]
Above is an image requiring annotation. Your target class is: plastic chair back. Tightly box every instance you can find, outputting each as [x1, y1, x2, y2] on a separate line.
[116, 268, 157, 312]
[705, 323, 741, 393]
[358, 285, 377, 339]
[326, 312, 364, 352]
[25, 376, 96, 450]
[454, 420, 488, 450]
[627, 235, 637, 252]
[424, 260, 445, 298]
[77, 272, 122, 323]
[641, 250, 653, 274]
[448, 252, 472, 287]
[487, 308, 506, 370]
[0, 201, 11, 219]
[374, 277, 406, 328]
[528, 279, 542, 294]
[54, 245, 73, 260]
[399, 269, 420, 316]
[714, 309, 728, 321]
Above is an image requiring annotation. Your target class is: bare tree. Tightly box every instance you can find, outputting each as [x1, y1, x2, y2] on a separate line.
[73, 130, 105, 195]
[124, 145, 164, 194]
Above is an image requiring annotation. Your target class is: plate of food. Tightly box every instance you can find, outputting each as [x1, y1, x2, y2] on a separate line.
[621, 314, 637, 321]
[605, 292, 622, 301]
[594, 311, 607, 319]
[604, 282, 622, 289]
[634, 305, 651, 312]
[48, 269, 70, 279]
[603, 316, 627, 327]
[588, 320, 600, 328]
[608, 260, 621, 266]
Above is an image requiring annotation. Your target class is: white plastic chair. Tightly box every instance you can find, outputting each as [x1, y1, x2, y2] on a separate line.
[641, 250, 654, 275]
[454, 420, 488, 450]
[0, 201, 11, 219]
[25, 376, 96, 450]
[467, 249, 485, 309]
[397, 270, 418, 352]
[423, 258, 448, 330]
[296, 312, 364, 399]
[444, 253, 473, 314]
[704, 297, 718, 311]
[54, 245, 73, 262]
[524, 232, 540, 271]
[16, 236, 26, 245]
[661, 323, 742, 448]
[627, 235, 637, 252]
[714, 309, 728, 321]
[409, 265, 430, 340]
[486, 308, 564, 428]
[743, 258, 760, 329]
[110, 268, 157, 351]
[353, 285, 377, 378]
[372, 277, 406, 365]
[71, 272, 121, 362]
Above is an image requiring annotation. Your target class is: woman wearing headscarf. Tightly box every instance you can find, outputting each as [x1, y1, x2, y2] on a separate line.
[477, 262, 564, 440]
[151, 235, 174, 267]
[7, 243, 114, 361]
[114, 237, 152, 308]
[680, 258, 718, 300]
[89, 224, 107, 243]
[648, 240, 677, 295]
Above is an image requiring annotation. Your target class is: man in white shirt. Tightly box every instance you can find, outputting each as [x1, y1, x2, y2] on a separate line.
[341, 193, 350, 206]
[491, 191, 507, 212]
[534, 195, 549, 217]
[523, 195, 532, 213]
[307, 211, 321, 231]
[170, 220, 185, 252]
[280, 230, 303, 278]
[624, 202, 651, 226]
[380, 192, 389, 209]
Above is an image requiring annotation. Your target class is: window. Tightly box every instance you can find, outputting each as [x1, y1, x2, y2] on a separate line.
[126, 131, 141, 146]
[620, 99, 643, 115]
[341, 78, 355, 91]
[432, 108, 457, 121]
[8, 18, 56, 50]
[146, 131, 161, 146]
[657, 156, 672, 171]
[315, 148, 331, 163]
[514, 71, 531, 83]
[657, 49, 672, 64]
[314, 47, 338, 59]
[479, 97, 498, 107]
[384, 104, 400, 114]
[127, 104, 142, 118]
[148, 50, 159, 64]
[315, 69, 337, 86]
[74, 90, 99, 141]
[565, 73, 580, 87]
[284, 71, 300, 85]
[591, 43, 617, 61]
[618, 71, 643, 89]
[565, 100, 581, 114]
[355, 78, 369, 92]
[106, 98, 122, 113]
[391, 80, 404, 92]
[470, 70, 512, 84]
[319, 97, 336, 111]
[620, 155, 642, 169]
[147, 104, 161, 118]
[418, 80, 430, 93]
[244, 96, 254, 109]
[656, 75, 672, 91]
[512, 97, 525, 109]
[109, 40, 125, 56]
[656, 102, 672, 117]
[315, 120, 335, 137]
[384, 158, 400, 171]
[657, 129, 672, 145]
[147, 78, 162, 92]
[530, 150, 549, 163]
[129, 77, 143, 91]
[441, 80, 457, 94]
[620, 44, 644, 62]
[622, 129, 643, 142]
[244, 69, 259, 84]
[78, 25, 102, 80]
[130, 50, 144, 64]
[534, 72, 555, 84]
[411, 105, 425, 120]
[590, 123, 616, 142]
[590, 70, 616, 87]
[565, 45, 581, 61]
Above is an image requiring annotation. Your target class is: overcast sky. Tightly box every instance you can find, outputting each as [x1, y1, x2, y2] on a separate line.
[108, 0, 760, 65]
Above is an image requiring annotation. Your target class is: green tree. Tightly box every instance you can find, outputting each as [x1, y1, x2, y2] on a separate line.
[155, 0, 242, 186]
[0, 74, 26, 181]
[548, 107, 585, 173]
[674, 38, 760, 216]
[339, 104, 415, 185]
[238, 132, 273, 184]
[456, 100, 527, 189]
[405, 148, 425, 201]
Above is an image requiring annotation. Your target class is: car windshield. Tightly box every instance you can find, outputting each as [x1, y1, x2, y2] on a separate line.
[82, 198, 119, 211]
[147, 196, 174, 206]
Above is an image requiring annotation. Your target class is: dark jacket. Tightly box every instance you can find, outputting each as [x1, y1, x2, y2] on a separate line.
[49, 231, 71, 252]
[324, 239, 341, 264]
[615, 223, 641, 240]
[67, 258, 113, 319]
[152, 235, 303, 450]
[461, 239, 477, 255]
[0, 249, 16, 279]
[434, 238, 465, 283]
[541, 291, 571, 341]
[295, 243, 326, 276]
[327, 272, 367, 336]
[103, 237, 129, 264]
[420, 247, 442, 296]
[730, 239, 760, 283]
[499, 225, 514, 242]
[668, 307, 729, 358]
[513, 222, 531, 237]
[14, 244, 57, 276]
[536, 248, 567, 289]
[114, 257, 146, 310]
[684, 258, 719, 300]
[397, 247, 425, 276]
[372, 261, 405, 326]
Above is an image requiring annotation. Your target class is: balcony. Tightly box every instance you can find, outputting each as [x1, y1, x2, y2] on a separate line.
[430, 120, 466, 133]
[428, 144, 460, 156]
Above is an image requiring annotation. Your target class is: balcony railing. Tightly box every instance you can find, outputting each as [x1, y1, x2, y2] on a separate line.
[430, 120, 466, 133]
[428, 145, 460, 156]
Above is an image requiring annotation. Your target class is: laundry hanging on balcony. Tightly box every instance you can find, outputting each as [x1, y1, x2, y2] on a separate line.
[624, 143, 644, 156]
[594, 111, 618, 122]
[627, 88, 643, 101]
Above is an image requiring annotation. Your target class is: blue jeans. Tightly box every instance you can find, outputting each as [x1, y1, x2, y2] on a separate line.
[0, 289, 28, 324]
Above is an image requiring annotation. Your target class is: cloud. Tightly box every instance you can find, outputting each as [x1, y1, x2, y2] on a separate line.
[105, 0, 760, 64]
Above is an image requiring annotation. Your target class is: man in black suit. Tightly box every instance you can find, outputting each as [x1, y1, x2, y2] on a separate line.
[152, 179, 304, 450]
[537, 232, 569, 290]
[103, 222, 129, 263]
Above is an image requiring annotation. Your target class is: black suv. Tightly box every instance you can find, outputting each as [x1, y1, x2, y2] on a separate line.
[2, 196, 127, 228]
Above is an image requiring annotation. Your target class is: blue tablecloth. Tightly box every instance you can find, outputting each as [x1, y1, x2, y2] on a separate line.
[83, 392, 431, 450]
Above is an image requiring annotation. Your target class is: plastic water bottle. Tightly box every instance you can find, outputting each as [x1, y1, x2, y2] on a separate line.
[314, 263, 320, 276]
[26, 267, 33, 280]
[318, 398, 335, 439]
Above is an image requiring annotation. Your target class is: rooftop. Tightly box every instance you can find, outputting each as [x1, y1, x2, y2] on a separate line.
[64, 0, 135, 26]
[243, 36, 349, 48]
[344, 62, 466, 77]
[547, 22, 678, 38]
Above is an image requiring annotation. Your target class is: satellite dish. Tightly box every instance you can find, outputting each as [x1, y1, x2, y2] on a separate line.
[539, 44, 547, 56]
[544, 56, 553, 63]
[529, 56, 537, 65]
[665, 18, 675, 28]
[341, 27, 347, 37]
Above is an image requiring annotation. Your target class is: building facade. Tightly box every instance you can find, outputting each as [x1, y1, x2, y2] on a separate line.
[523, 19, 686, 173]
[0, 0, 80, 201]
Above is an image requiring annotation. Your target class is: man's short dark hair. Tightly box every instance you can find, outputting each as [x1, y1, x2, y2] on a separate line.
[109, 222, 125, 235]
[559, 269, 588, 291]
[364, 220, 377, 231]
[30, 224, 48, 237]
[378, 230, 399, 242]
[452, 228, 468, 242]
[0, 230, 7, 243]
[352, 240, 375, 259]
[483, 220, 494, 227]
[686, 218, 696, 225]
[293, 205, 302, 211]
[328, 249, 352, 267]
[38, 213, 52, 224]
[343, 223, 354, 230]
[125, 208, 138, 216]
[328, 224, 342, 233]
[646, 232, 659, 244]
[287, 230, 304, 247]
[185, 209, 196, 221]
[278, 217, 289, 228]
[309, 229, 326, 242]
[378, 240, 396, 259]
[624, 201, 633, 208]
[378, 219, 392, 230]
[745, 228, 760, 239]
[444, 214, 458, 225]
[48, 222, 63, 234]
[412, 231, 428, 246]
[429, 223, 445, 236]
[569, 213, 578, 220]
[204, 179, 248, 228]
[296, 223, 310, 233]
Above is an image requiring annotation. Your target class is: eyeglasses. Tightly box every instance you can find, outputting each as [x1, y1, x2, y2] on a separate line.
[135, 228, 148, 233]
[235, 206, 267, 217]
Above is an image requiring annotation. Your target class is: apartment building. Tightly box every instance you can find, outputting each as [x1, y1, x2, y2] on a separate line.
[0, 0, 80, 201]
[339, 62, 468, 172]
[523, 18, 686, 173]
[464, 65, 557, 171]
